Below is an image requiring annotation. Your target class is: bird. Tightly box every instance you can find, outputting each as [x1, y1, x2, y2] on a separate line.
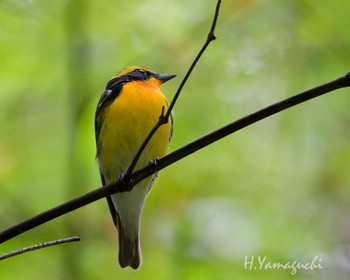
[95, 66, 176, 269]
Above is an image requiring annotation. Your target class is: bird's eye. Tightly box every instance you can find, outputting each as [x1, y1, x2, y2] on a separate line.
[131, 68, 152, 80]
[136, 69, 146, 75]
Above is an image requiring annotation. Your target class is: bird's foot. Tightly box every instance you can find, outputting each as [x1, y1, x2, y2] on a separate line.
[149, 157, 160, 179]
[117, 172, 129, 192]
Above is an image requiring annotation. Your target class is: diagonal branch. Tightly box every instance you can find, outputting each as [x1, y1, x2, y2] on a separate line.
[123, 0, 222, 183]
[0, 71, 349, 244]
[0, 236, 80, 260]
[134, 72, 350, 179]
[165, 0, 221, 117]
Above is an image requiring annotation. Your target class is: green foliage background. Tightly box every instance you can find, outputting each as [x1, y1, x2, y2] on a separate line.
[1, 0, 350, 279]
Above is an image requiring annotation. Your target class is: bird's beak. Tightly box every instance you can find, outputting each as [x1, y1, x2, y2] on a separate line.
[156, 74, 177, 83]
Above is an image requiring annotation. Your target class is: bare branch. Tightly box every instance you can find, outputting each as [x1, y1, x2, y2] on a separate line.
[123, 0, 222, 183]
[0, 72, 349, 244]
[0, 236, 80, 261]
[135, 72, 350, 177]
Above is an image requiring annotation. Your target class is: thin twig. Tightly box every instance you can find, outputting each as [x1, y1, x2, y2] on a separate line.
[0, 236, 80, 261]
[0, 186, 112, 243]
[0, 72, 349, 244]
[123, 0, 222, 183]
[165, 0, 221, 117]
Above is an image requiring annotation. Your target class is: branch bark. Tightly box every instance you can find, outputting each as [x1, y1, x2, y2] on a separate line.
[124, 0, 222, 181]
[0, 236, 80, 260]
[0, 71, 349, 244]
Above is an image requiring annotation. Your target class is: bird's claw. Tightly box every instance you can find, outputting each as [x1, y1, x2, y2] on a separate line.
[149, 157, 160, 179]
[117, 172, 128, 191]
[149, 157, 159, 172]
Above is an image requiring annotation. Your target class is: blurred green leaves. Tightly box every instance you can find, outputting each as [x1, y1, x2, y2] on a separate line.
[1, 0, 350, 279]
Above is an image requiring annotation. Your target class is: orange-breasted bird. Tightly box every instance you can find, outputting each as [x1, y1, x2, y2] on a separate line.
[95, 66, 175, 269]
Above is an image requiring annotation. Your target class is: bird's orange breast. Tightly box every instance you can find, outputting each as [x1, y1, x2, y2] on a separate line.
[98, 79, 171, 181]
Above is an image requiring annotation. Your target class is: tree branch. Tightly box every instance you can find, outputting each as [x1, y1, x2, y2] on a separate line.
[0, 236, 80, 260]
[123, 0, 222, 183]
[0, 72, 349, 244]
[135, 71, 350, 177]
[0, 0, 223, 246]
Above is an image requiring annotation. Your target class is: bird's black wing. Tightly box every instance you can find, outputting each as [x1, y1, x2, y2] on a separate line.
[95, 77, 127, 229]
[95, 77, 126, 155]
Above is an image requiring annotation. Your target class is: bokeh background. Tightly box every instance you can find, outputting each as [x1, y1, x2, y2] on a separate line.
[1, 0, 350, 279]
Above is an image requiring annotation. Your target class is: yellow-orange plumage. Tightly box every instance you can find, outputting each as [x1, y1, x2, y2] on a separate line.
[95, 66, 175, 269]
[99, 79, 171, 173]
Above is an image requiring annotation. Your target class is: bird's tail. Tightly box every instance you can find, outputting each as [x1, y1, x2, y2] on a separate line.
[116, 213, 141, 269]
